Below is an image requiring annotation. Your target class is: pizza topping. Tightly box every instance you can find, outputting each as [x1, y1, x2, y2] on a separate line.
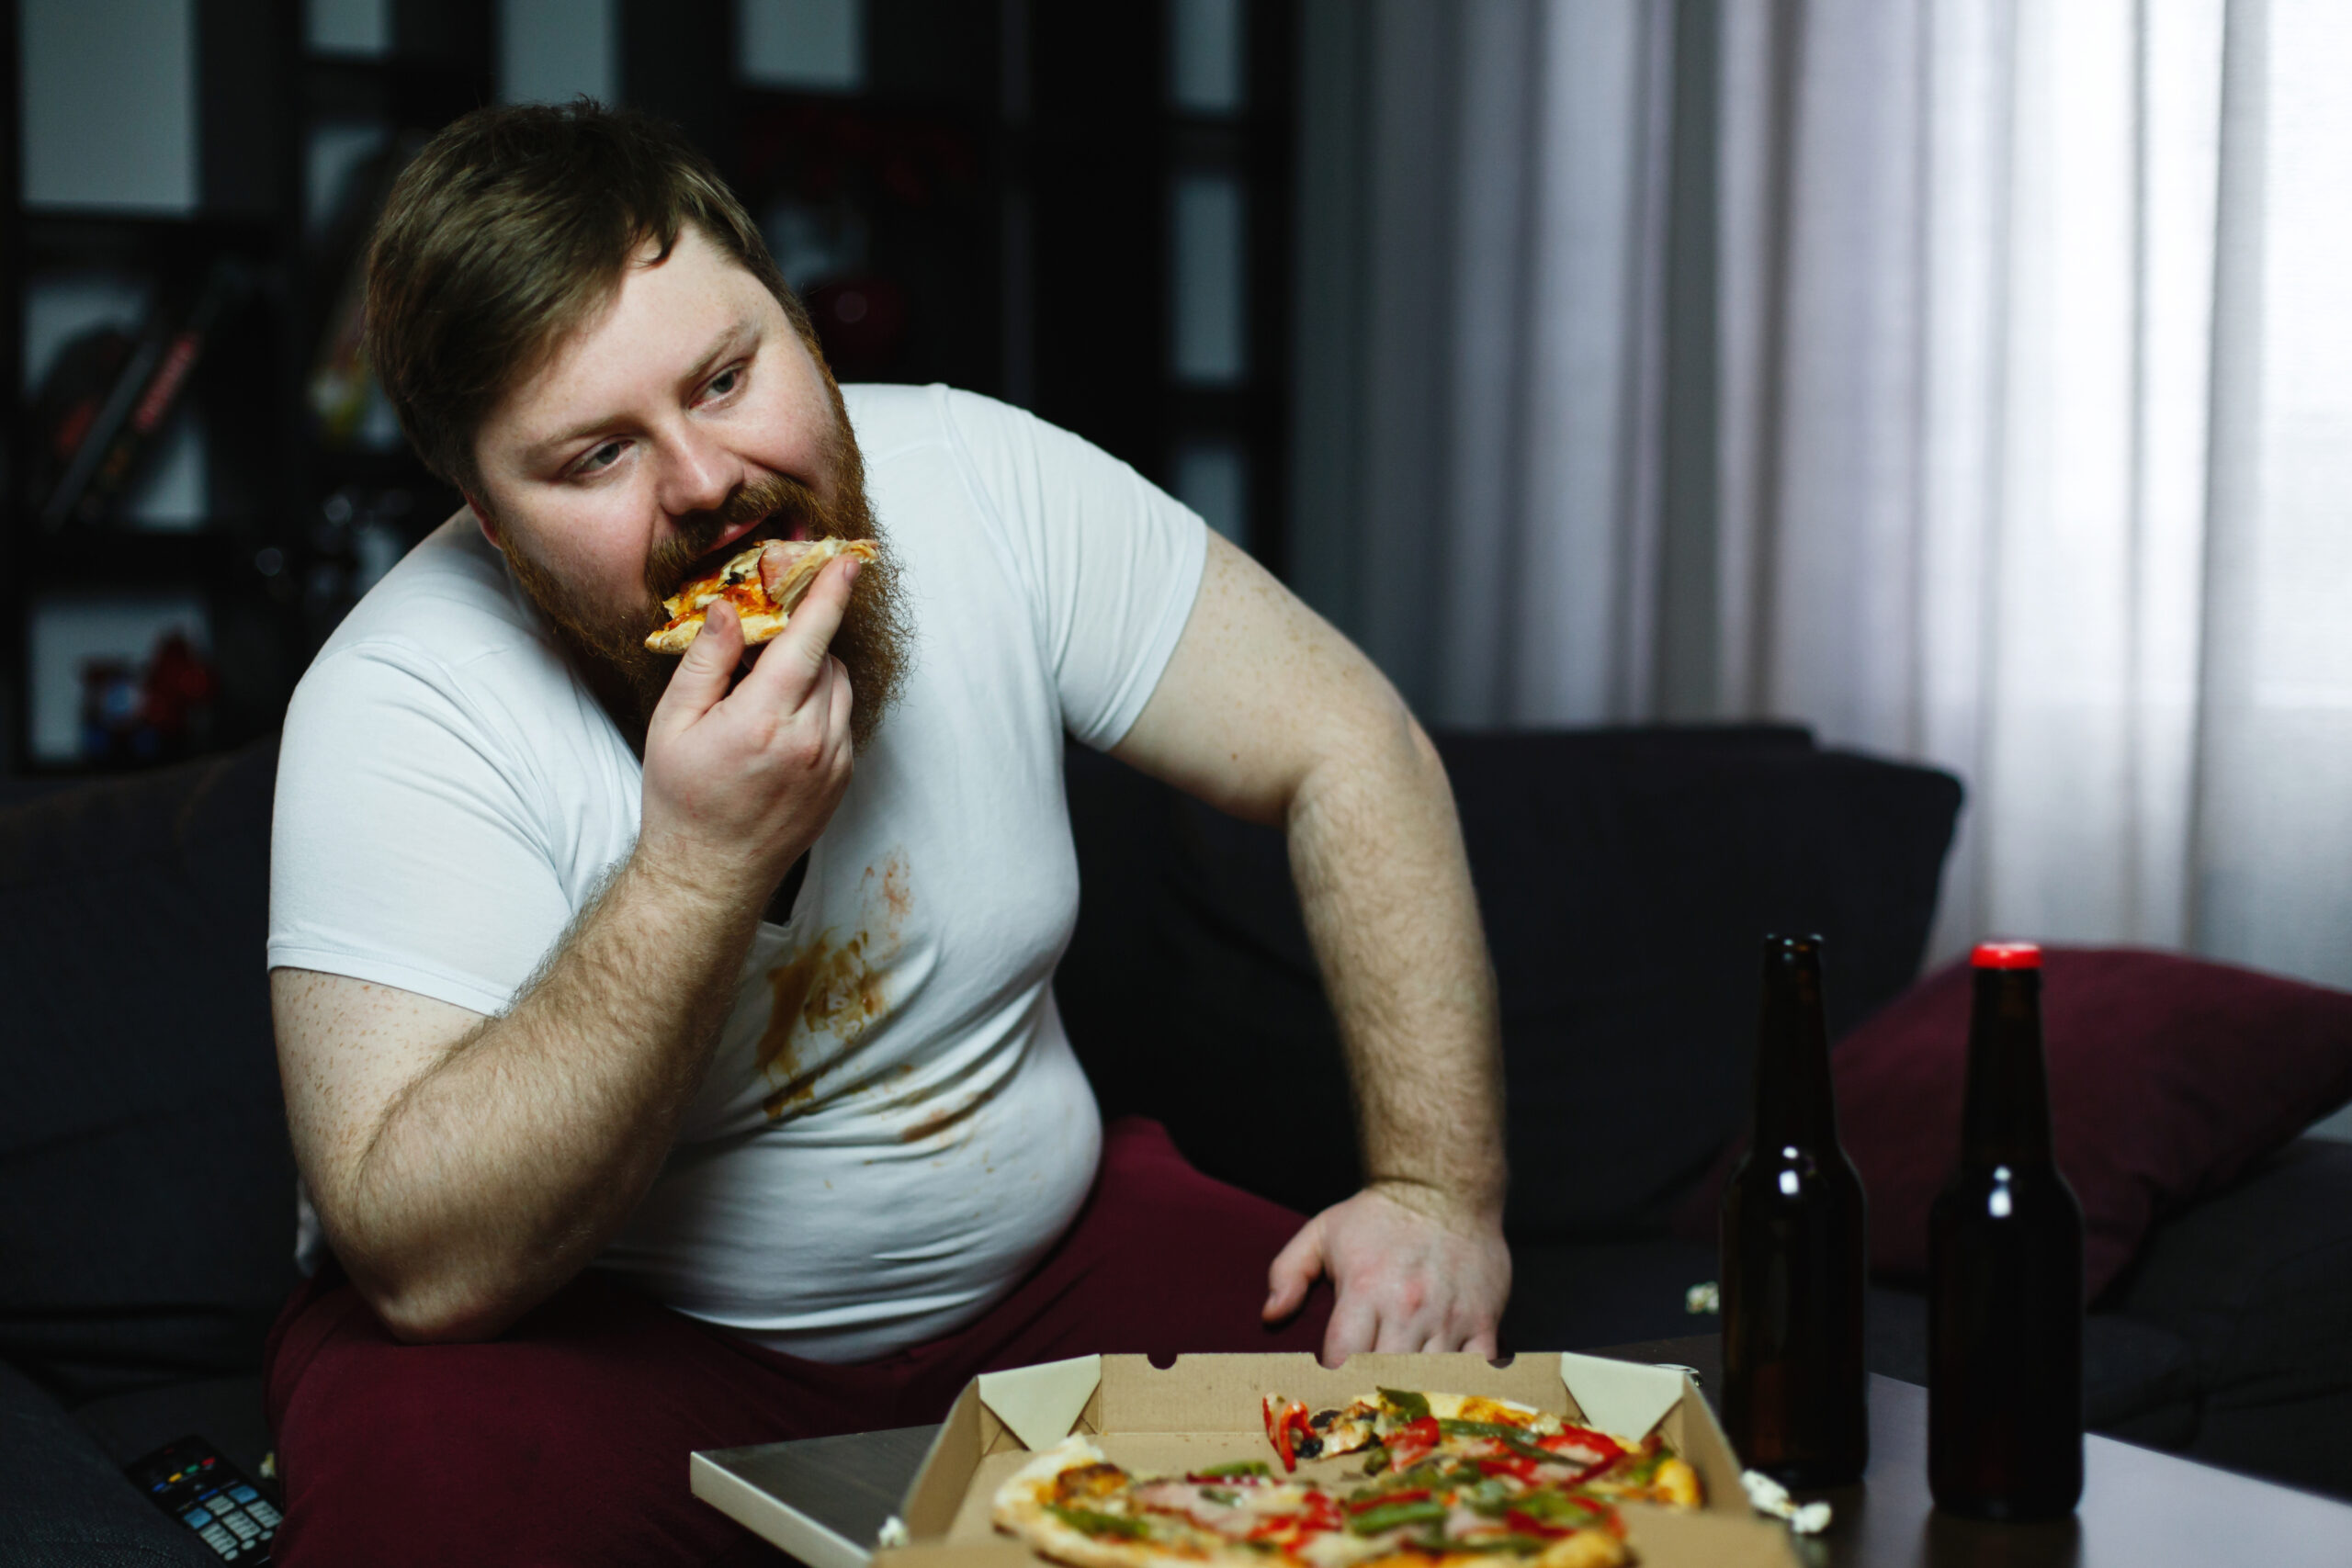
[644, 536, 878, 653]
[1042, 1503, 1148, 1540]
[1538, 1427, 1627, 1468]
[1262, 1397, 1316, 1472]
[1190, 1460, 1275, 1484]
[1130, 1479, 1267, 1535]
[1050, 1461, 1130, 1504]
[1342, 1495, 1448, 1536]
[998, 1391, 1693, 1568]
[1383, 1416, 1442, 1472]
[1377, 1388, 1432, 1424]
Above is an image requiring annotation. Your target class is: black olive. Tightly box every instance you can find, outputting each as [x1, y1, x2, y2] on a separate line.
[1310, 1408, 1341, 1430]
[1293, 1434, 1324, 1459]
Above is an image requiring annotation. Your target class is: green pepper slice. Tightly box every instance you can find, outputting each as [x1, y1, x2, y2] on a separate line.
[1045, 1505, 1148, 1540]
[1378, 1388, 1432, 1423]
[1346, 1498, 1450, 1536]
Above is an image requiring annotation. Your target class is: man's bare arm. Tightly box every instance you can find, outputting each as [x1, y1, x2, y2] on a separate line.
[274, 855, 755, 1342]
[276, 563, 861, 1344]
[1112, 534, 1510, 1359]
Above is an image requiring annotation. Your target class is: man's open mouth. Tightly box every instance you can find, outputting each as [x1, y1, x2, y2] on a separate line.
[675, 513, 824, 589]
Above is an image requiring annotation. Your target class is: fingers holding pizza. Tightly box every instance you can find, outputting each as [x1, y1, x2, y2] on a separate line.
[1264, 1185, 1512, 1368]
[638, 553, 864, 908]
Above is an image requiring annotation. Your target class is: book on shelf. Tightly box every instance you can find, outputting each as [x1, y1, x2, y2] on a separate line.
[35, 255, 252, 532]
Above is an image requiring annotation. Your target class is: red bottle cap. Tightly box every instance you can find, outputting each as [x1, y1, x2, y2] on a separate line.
[1972, 941, 2043, 969]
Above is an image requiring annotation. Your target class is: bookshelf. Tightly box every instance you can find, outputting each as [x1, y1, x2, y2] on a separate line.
[4, 0, 484, 774]
[4, 0, 1296, 776]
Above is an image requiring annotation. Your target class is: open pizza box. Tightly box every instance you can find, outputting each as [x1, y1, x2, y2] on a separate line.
[693, 1351, 1801, 1568]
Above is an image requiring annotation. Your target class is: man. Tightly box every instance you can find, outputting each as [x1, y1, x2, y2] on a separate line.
[266, 102, 1507, 1565]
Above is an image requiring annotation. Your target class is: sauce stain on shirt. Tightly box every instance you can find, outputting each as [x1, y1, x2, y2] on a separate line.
[898, 1067, 1015, 1145]
[756, 850, 911, 1120]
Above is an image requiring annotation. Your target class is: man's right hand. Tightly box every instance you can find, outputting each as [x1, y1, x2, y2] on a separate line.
[639, 554, 861, 906]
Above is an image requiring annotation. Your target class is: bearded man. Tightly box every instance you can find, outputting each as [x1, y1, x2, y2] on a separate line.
[264, 102, 1509, 1566]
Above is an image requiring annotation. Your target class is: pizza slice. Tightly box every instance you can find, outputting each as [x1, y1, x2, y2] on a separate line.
[992, 1438, 1300, 1568]
[993, 1435, 1632, 1568]
[1262, 1389, 1699, 1507]
[642, 536, 877, 653]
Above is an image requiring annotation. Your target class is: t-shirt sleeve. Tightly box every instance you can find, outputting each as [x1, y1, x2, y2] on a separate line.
[266, 641, 576, 1016]
[940, 389, 1208, 750]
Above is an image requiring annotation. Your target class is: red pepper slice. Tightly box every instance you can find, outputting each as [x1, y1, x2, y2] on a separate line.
[1538, 1427, 1629, 1484]
[1476, 1456, 1544, 1483]
[1282, 1404, 1316, 1461]
[1385, 1416, 1442, 1471]
[1297, 1493, 1344, 1534]
[1538, 1428, 1626, 1466]
[1261, 1397, 1311, 1472]
[1503, 1510, 1573, 1540]
[1346, 1488, 1430, 1513]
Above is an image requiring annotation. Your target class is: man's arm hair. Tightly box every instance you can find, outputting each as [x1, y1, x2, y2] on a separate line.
[1110, 533, 1508, 1224]
[277, 567, 863, 1344]
[275, 851, 759, 1343]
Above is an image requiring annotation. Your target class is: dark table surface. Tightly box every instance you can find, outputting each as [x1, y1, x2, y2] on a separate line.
[704, 1336, 2352, 1568]
[1595, 1335, 2352, 1567]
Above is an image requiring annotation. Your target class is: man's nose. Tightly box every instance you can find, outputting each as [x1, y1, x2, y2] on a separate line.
[656, 421, 740, 520]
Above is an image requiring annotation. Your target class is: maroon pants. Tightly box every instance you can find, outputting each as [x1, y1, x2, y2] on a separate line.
[263, 1118, 1332, 1566]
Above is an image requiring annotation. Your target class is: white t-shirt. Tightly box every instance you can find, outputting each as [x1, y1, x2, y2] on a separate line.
[268, 385, 1207, 1362]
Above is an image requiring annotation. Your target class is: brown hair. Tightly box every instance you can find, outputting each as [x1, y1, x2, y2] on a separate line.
[363, 99, 817, 496]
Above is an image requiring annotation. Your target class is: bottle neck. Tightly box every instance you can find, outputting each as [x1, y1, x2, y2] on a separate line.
[1753, 949, 1840, 1147]
[1961, 967, 2055, 1164]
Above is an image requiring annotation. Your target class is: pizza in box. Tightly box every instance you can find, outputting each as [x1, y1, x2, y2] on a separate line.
[993, 1387, 1701, 1568]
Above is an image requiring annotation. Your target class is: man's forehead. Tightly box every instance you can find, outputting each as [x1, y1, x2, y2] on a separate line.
[496, 229, 777, 451]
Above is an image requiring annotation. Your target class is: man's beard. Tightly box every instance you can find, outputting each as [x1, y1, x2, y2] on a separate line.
[500, 421, 909, 751]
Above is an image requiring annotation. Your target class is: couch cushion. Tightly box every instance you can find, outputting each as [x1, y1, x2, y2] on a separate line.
[2114, 1137, 2352, 1499]
[0, 741, 295, 1404]
[71, 1375, 276, 1483]
[0, 1358, 216, 1566]
[1058, 728, 1962, 1237]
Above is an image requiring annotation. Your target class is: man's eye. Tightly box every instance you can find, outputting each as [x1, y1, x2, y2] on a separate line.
[578, 441, 625, 474]
[707, 367, 742, 399]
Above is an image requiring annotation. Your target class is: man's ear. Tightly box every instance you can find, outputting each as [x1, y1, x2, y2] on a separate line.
[464, 492, 501, 549]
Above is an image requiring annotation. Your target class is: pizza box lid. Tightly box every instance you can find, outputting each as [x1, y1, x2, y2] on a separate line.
[692, 1351, 1801, 1568]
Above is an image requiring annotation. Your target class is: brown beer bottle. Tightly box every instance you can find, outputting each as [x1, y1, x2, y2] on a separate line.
[1720, 934, 1870, 1485]
[1928, 942, 2085, 1518]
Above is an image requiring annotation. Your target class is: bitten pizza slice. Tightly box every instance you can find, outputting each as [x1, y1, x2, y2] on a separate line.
[643, 536, 877, 653]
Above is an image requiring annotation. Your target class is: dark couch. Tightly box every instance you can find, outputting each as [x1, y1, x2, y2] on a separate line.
[3, 729, 2347, 1563]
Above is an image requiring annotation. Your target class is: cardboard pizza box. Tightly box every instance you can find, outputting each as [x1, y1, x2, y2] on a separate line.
[694, 1350, 1801, 1568]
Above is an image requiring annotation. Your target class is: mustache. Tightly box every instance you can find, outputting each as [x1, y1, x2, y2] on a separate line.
[645, 473, 830, 600]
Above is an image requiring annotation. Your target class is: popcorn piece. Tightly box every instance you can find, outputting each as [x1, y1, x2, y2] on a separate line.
[1741, 1469, 1833, 1536]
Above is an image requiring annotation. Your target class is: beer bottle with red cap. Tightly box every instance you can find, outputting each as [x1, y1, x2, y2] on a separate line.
[1720, 933, 1870, 1485]
[1928, 941, 2085, 1517]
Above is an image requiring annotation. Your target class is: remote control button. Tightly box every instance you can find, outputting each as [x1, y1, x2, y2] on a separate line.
[247, 1500, 283, 1527]
[181, 1506, 212, 1527]
[200, 1522, 237, 1552]
[220, 1510, 261, 1540]
[229, 1484, 258, 1502]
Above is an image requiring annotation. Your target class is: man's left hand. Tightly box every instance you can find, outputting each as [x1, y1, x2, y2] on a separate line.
[1263, 1184, 1511, 1366]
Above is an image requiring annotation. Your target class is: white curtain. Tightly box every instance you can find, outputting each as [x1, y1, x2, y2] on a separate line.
[1295, 0, 2352, 1022]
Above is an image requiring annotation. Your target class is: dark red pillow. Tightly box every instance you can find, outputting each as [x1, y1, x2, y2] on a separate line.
[1678, 947, 2352, 1299]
